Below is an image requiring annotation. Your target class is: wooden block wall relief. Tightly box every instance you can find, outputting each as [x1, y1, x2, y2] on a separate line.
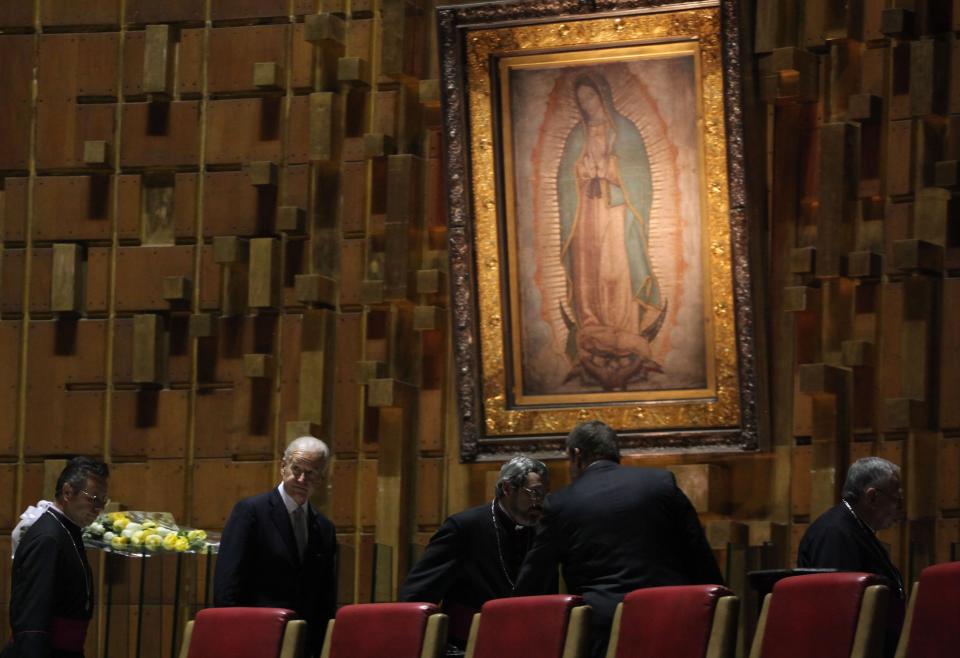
[125, 1, 205, 25]
[31, 176, 112, 242]
[120, 102, 201, 168]
[0, 37, 32, 170]
[82, 141, 111, 168]
[0, 322, 20, 458]
[309, 92, 340, 164]
[51, 244, 85, 314]
[668, 464, 731, 515]
[291, 311, 331, 432]
[338, 57, 371, 88]
[412, 306, 444, 332]
[364, 133, 397, 159]
[942, 279, 960, 430]
[383, 155, 421, 301]
[243, 354, 274, 379]
[206, 25, 291, 94]
[248, 238, 281, 309]
[213, 237, 249, 317]
[161, 276, 192, 304]
[910, 38, 949, 118]
[0, 249, 46, 315]
[253, 62, 284, 90]
[295, 274, 336, 306]
[141, 171, 177, 246]
[277, 206, 306, 234]
[114, 246, 194, 312]
[765, 47, 820, 105]
[304, 14, 346, 92]
[189, 313, 216, 339]
[132, 314, 167, 385]
[246, 161, 278, 188]
[204, 171, 274, 238]
[143, 24, 177, 100]
[817, 122, 859, 278]
[845, 251, 883, 279]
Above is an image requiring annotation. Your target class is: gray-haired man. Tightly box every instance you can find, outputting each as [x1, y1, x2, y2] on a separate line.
[798, 456, 905, 657]
[215, 436, 337, 657]
[399, 456, 553, 649]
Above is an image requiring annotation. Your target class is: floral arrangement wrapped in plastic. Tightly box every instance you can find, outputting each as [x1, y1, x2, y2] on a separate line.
[83, 511, 218, 555]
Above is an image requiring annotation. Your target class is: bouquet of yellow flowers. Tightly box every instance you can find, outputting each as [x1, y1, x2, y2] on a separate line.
[83, 511, 218, 556]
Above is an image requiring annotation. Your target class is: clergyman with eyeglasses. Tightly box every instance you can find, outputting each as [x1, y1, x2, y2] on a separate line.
[797, 456, 906, 658]
[214, 436, 337, 657]
[399, 455, 555, 652]
[5, 456, 109, 658]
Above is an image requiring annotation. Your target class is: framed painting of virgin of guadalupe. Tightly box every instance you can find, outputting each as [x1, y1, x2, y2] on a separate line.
[438, 0, 762, 460]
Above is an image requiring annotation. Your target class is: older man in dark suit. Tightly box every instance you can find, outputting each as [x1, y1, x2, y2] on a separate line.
[215, 436, 337, 657]
[516, 420, 722, 658]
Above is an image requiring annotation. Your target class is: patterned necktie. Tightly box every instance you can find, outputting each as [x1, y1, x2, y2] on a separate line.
[292, 506, 307, 558]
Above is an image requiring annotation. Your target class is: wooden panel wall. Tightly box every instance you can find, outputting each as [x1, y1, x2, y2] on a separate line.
[0, 1, 957, 657]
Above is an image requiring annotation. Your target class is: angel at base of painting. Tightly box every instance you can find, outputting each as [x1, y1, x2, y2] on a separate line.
[557, 74, 667, 391]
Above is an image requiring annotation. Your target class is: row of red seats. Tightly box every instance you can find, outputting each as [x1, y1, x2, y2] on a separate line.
[180, 561, 959, 658]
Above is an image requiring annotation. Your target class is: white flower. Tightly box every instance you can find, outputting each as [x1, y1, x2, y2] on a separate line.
[88, 522, 105, 536]
[103, 531, 116, 541]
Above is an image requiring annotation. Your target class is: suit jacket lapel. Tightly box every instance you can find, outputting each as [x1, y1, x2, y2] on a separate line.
[268, 489, 302, 566]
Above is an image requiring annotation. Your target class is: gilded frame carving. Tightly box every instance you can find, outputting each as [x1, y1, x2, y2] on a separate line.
[438, 0, 760, 461]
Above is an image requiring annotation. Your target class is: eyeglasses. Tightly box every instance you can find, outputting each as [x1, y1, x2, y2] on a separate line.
[79, 490, 110, 507]
[286, 463, 321, 482]
[521, 486, 546, 500]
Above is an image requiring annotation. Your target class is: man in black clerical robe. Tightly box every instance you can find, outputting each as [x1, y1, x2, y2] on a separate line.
[515, 421, 722, 658]
[5, 457, 109, 658]
[798, 456, 905, 658]
[399, 456, 552, 649]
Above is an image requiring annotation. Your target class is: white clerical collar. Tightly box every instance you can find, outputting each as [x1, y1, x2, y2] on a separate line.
[277, 483, 307, 515]
[842, 499, 876, 533]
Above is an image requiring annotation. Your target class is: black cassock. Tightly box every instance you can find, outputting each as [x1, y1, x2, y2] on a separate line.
[399, 502, 552, 647]
[5, 508, 93, 658]
[798, 502, 905, 658]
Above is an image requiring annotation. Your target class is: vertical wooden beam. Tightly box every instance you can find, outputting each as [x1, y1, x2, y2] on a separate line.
[248, 238, 280, 309]
[132, 314, 166, 385]
[143, 24, 176, 99]
[51, 244, 84, 314]
[817, 122, 859, 277]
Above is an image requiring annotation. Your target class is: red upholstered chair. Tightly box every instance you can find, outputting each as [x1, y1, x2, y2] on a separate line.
[320, 602, 447, 658]
[748, 572, 890, 658]
[178, 608, 305, 658]
[465, 594, 590, 658]
[894, 561, 960, 658]
[605, 585, 738, 658]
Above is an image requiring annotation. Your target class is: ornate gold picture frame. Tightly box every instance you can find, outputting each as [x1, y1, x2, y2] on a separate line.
[438, 0, 760, 461]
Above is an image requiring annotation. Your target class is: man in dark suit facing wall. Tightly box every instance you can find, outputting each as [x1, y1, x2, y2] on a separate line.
[515, 420, 723, 658]
[215, 436, 337, 657]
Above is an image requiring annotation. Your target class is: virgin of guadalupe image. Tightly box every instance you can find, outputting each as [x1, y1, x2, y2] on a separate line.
[511, 57, 706, 399]
[556, 74, 668, 390]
